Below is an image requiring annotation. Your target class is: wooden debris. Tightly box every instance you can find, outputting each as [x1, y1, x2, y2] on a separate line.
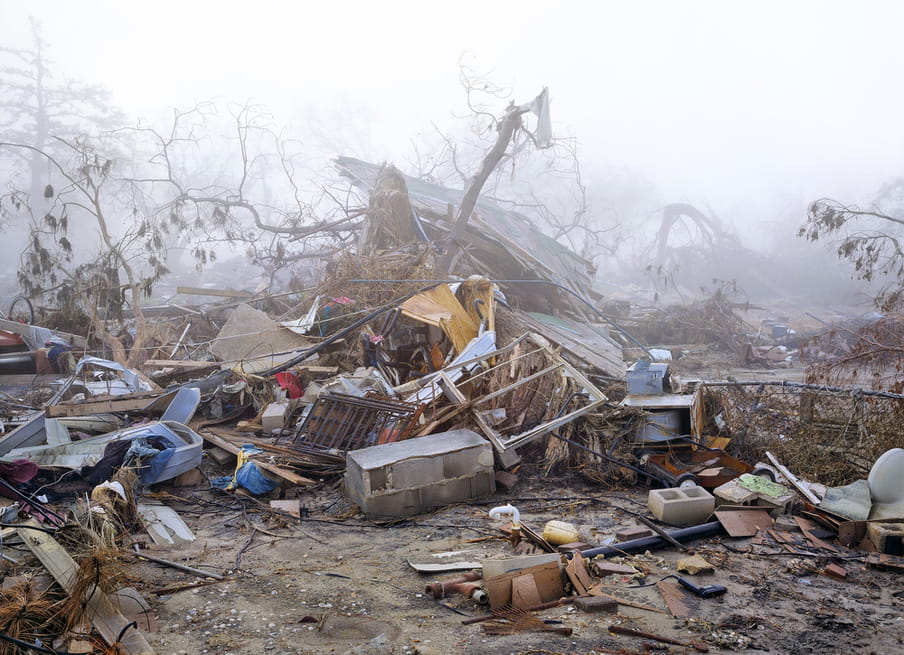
[16, 521, 156, 654]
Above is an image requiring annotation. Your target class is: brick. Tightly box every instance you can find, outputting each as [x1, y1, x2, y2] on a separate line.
[713, 478, 759, 506]
[823, 563, 847, 580]
[616, 526, 653, 541]
[494, 470, 519, 491]
[648, 486, 715, 526]
[573, 595, 617, 613]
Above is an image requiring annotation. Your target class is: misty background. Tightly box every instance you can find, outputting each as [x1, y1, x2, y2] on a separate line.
[2, 0, 903, 306]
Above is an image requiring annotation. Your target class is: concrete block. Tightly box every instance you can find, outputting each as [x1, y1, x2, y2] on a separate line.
[443, 445, 494, 478]
[648, 485, 715, 526]
[392, 456, 444, 489]
[344, 429, 495, 518]
[261, 401, 290, 433]
[867, 521, 904, 556]
[713, 478, 759, 506]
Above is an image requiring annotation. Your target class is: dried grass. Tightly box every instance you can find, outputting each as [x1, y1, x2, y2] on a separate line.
[707, 385, 904, 486]
[0, 578, 66, 653]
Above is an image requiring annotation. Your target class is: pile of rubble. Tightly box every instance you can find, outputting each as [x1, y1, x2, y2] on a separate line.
[0, 167, 902, 654]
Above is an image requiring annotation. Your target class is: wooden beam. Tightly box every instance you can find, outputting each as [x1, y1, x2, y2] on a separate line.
[16, 521, 155, 654]
[45, 392, 164, 418]
[0, 317, 87, 348]
[176, 286, 251, 299]
[200, 429, 317, 487]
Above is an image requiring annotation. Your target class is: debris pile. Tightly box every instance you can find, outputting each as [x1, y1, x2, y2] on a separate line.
[0, 168, 901, 654]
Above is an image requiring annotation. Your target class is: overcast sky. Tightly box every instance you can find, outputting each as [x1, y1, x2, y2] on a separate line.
[2, 0, 903, 235]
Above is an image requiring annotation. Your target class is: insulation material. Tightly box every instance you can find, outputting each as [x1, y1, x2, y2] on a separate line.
[400, 284, 478, 354]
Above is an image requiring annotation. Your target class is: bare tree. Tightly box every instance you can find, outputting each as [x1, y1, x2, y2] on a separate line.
[1, 103, 360, 365]
[0, 18, 122, 218]
[800, 185, 904, 308]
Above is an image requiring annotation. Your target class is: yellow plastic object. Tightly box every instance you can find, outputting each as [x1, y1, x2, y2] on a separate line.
[542, 520, 580, 545]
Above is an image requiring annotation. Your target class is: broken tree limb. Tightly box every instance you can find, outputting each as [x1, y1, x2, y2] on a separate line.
[608, 625, 709, 652]
[637, 515, 689, 552]
[132, 544, 225, 580]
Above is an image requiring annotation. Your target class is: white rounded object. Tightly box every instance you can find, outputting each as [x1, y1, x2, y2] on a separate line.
[868, 448, 904, 503]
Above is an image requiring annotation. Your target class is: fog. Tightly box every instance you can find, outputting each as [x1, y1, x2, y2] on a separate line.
[2, 0, 903, 302]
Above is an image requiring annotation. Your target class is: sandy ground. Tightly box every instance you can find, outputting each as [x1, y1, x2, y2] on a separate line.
[128, 466, 903, 655]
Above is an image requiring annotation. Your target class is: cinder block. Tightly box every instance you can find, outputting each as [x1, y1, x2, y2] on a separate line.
[867, 521, 904, 555]
[714, 478, 759, 506]
[648, 486, 715, 526]
[344, 429, 495, 518]
[443, 446, 494, 478]
[392, 456, 444, 489]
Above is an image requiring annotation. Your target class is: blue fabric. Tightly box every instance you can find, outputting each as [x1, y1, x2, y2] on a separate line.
[212, 462, 278, 495]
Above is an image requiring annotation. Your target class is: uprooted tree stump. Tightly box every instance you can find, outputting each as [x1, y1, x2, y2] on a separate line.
[358, 164, 419, 256]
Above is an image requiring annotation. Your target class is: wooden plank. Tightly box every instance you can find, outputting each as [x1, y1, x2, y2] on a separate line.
[176, 286, 251, 299]
[0, 317, 87, 348]
[657, 579, 697, 618]
[510, 574, 542, 609]
[46, 392, 164, 418]
[565, 552, 594, 595]
[199, 430, 316, 486]
[766, 451, 820, 504]
[16, 521, 155, 654]
[714, 508, 774, 538]
[485, 560, 564, 609]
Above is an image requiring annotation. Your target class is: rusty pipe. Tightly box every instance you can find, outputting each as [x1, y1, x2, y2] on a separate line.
[426, 573, 487, 604]
[424, 570, 481, 597]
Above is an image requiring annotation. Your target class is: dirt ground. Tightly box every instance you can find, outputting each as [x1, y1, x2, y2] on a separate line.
[129, 463, 903, 655]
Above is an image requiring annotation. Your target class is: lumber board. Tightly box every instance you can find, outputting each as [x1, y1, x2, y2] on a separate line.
[0, 317, 88, 348]
[45, 392, 164, 418]
[200, 429, 316, 486]
[16, 520, 155, 654]
[176, 286, 251, 298]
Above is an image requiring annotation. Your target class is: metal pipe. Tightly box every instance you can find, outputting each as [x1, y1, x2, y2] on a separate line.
[579, 521, 723, 559]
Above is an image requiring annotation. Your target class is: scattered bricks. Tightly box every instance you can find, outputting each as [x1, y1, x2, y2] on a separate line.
[573, 595, 618, 613]
[867, 521, 904, 556]
[823, 563, 848, 580]
[556, 542, 591, 553]
[616, 526, 653, 542]
[494, 469, 519, 492]
[648, 486, 715, 526]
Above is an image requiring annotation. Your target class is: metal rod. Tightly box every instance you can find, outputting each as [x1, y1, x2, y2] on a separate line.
[133, 544, 225, 580]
